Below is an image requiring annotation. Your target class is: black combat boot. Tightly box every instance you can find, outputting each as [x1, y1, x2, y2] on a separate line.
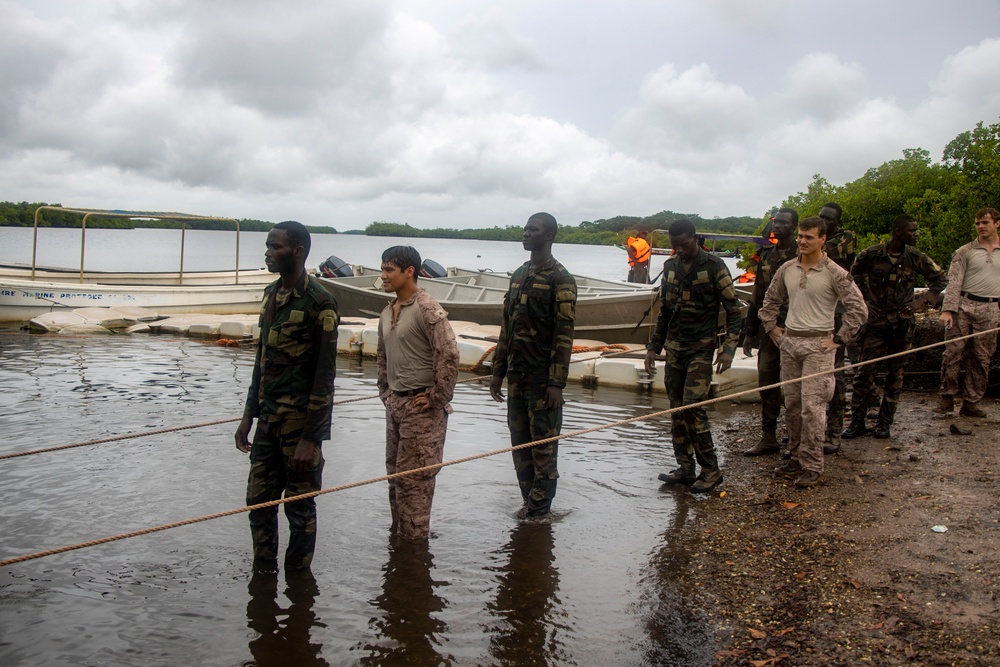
[841, 412, 867, 439]
[873, 420, 891, 439]
[690, 433, 724, 493]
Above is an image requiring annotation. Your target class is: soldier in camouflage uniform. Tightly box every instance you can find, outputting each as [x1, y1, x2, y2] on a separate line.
[377, 246, 459, 541]
[644, 218, 742, 493]
[842, 215, 947, 439]
[491, 212, 577, 520]
[818, 202, 856, 454]
[236, 221, 339, 575]
[934, 208, 1000, 418]
[742, 208, 798, 456]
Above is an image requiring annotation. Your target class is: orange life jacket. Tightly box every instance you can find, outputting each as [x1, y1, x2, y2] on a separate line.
[626, 237, 651, 265]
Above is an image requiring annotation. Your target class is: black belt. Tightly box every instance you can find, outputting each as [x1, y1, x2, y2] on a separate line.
[784, 328, 832, 338]
[393, 387, 429, 397]
[961, 291, 1000, 303]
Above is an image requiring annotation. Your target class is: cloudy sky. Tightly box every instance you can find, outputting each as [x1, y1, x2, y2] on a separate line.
[2, 1, 999, 230]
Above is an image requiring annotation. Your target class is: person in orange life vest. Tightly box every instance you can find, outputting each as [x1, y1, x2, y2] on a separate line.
[626, 230, 652, 283]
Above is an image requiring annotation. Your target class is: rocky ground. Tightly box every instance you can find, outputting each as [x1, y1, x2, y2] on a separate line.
[681, 390, 1000, 667]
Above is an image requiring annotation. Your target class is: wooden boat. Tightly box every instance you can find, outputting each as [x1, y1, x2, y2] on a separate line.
[316, 266, 661, 344]
[0, 206, 268, 322]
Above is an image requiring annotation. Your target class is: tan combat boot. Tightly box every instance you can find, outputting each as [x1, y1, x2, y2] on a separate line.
[932, 395, 955, 415]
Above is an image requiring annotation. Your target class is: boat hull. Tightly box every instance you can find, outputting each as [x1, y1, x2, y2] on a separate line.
[317, 270, 661, 344]
[0, 278, 266, 322]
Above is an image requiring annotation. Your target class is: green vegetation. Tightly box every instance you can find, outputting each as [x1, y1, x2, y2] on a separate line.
[0, 203, 337, 234]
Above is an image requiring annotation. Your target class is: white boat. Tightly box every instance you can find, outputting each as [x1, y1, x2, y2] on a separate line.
[317, 265, 660, 344]
[0, 206, 268, 323]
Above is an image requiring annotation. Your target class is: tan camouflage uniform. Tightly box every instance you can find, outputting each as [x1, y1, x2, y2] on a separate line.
[939, 239, 1000, 405]
[377, 288, 459, 541]
[760, 255, 866, 474]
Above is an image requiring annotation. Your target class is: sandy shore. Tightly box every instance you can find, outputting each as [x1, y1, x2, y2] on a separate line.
[679, 390, 1000, 666]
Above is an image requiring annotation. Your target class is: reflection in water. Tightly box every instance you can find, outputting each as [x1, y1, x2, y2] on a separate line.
[245, 570, 329, 667]
[642, 493, 716, 666]
[359, 539, 453, 666]
[485, 522, 568, 666]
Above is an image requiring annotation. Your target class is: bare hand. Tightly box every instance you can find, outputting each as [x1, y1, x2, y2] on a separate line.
[542, 386, 564, 410]
[290, 439, 318, 472]
[820, 336, 840, 353]
[643, 349, 657, 375]
[413, 393, 432, 413]
[235, 416, 253, 454]
[715, 352, 733, 374]
[490, 375, 505, 402]
[939, 311, 954, 330]
[901, 297, 927, 317]
[742, 337, 753, 358]
[768, 327, 784, 346]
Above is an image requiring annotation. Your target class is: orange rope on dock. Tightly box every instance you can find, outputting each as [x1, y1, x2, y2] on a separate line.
[2, 326, 996, 568]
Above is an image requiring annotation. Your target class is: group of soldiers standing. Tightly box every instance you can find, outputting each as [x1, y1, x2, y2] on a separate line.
[233, 206, 1000, 574]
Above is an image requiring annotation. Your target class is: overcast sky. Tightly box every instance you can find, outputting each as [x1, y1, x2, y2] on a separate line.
[2, 1, 999, 230]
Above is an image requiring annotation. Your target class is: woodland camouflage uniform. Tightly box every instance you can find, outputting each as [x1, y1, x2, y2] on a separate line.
[849, 243, 947, 428]
[647, 248, 742, 479]
[244, 274, 339, 572]
[824, 227, 858, 444]
[492, 257, 577, 517]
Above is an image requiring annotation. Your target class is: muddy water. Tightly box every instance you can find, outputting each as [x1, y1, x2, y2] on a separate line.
[0, 329, 734, 666]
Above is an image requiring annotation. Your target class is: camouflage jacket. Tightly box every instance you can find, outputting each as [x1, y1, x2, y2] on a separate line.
[744, 242, 797, 337]
[851, 243, 947, 326]
[376, 288, 459, 411]
[647, 248, 742, 356]
[243, 273, 340, 443]
[825, 228, 857, 272]
[492, 256, 577, 387]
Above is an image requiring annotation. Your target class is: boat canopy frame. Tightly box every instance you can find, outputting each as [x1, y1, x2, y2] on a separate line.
[31, 206, 242, 284]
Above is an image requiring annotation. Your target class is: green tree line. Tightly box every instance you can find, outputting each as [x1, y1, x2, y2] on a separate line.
[0, 203, 337, 234]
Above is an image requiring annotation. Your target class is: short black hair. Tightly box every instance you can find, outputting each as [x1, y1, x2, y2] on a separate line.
[668, 218, 696, 238]
[381, 245, 422, 279]
[821, 202, 843, 219]
[893, 214, 916, 229]
[776, 207, 799, 224]
[273, 220, 311, 258]
[529, 212, 558, 238]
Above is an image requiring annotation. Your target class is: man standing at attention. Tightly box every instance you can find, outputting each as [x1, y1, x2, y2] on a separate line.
[377, 246, 459, 541]
[742, 208, 798, 456]
[842, 215, 947, 439]
[626, 230, 652, 283]
[644, 218, 742, 493]
[235, 221, 339, 575]
[818, 202, 857, 455]
[934, 207, 1000, 418]
[490, 212, 577, 519]
[760, 216, 866, 487]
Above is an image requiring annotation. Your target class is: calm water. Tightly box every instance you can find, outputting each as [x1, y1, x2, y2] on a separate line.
[0, 226, 740, 282]
[0, 328, 735, 666]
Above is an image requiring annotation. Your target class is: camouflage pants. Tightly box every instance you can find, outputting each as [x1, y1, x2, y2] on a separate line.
[941, 297, 1000, 403]
[826, 313, 847, 441]
[385, 393, 448, 541]
[247, 416, 324, 571]
[755, 329, 783, 434]
[851, 321, 915, 425]
[665, 347, 719, 473]
[780, 336, 835, 474]
[507, 374, 561, 516]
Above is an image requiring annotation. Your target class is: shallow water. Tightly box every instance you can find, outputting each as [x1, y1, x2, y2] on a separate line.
[0, 328, 734, 666]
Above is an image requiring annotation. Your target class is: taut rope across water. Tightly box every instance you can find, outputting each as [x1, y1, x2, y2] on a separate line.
[1, 327, 995, 567]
